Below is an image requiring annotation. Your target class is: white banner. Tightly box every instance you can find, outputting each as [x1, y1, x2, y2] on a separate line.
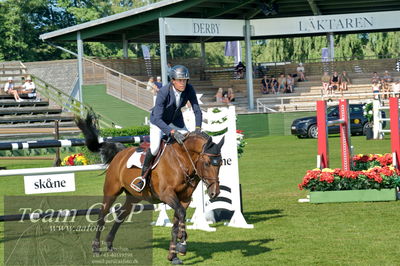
[164, 11, 400, 38]
[164, 18, 244, 36]
[141, 44, 151, 59]
[24, 173, 76, 194]
[322, 48, 329, 62]
[251, 10, 400, 36]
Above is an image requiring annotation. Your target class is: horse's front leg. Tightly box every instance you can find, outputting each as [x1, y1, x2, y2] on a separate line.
[168, 216, 180, 263]
[161, 193, 188, 264]
[176, 201, 190, 256]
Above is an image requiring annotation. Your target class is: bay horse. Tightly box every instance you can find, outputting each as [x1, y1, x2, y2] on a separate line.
[76, 114, 224, 264]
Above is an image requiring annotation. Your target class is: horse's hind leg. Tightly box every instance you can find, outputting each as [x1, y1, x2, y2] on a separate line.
[105, 194, 140, 251]
[92, 195, 118, 253]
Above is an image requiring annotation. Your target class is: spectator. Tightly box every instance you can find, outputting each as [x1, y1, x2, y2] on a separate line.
[235, 61, 245, 79]
[372, 81, 381, 100]
[321, 72, 331, 95]
[382, 70, 393, 98]
[146, 77, 158, 94]
[339, 71, 351, 92]
[4, 77, 23, 102]
[154, 76, 163, 89]
[222, 91, 230, 104]
[215, 88, 223, 103]
[330, 71, 340, 92]
[260, 75, 270, 94]
[21, 76, 36, 95]
[392, 80, 400, 98]
[277, 73, 286, 94]
[286, 74, 294, 93]
[270, 76, 278, 94]
[371, 72, 381, 84]
[296, 63, 305, 82]
[227, 88, 235, 102]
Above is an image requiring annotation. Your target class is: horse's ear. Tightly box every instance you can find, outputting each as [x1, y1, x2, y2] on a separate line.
[217, 136, 225, 151]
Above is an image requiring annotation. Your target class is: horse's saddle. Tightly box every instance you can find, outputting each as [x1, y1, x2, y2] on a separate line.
[126, 139, 166, 171]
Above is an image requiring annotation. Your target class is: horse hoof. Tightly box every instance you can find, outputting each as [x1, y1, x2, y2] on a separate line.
[176, 242, 187, 256]
[171, 257, 183, 265]
[106, 242, 116, 252]
[92, 240, 100, 254]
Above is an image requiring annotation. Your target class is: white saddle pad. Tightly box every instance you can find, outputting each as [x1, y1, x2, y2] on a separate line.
[126, 151, 143, 169]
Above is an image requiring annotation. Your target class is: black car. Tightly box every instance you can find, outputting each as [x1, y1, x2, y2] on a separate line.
[291, 104, 385, 139]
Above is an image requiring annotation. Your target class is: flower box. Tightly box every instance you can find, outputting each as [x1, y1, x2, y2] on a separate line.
[310, 188, 397, 203]
[299, 154, 400, 203]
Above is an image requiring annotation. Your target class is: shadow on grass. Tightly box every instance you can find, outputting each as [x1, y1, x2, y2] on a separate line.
[153, 237, 274, 264]
[244, 209, 285, 224]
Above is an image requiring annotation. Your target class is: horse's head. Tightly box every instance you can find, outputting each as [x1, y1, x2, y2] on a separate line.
[190, 133, 225, 199]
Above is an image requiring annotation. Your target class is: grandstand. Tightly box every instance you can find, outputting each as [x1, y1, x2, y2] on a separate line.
[0, 61, 78, 140]
[1, 56, 399, 141]
[91, 57, 400, 114]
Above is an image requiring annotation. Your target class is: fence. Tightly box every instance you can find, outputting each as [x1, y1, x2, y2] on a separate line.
[256, 92, 399, 113]
[83, 58, 153, 112]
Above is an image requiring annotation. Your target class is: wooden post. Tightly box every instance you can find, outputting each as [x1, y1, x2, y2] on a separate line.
[339, 99, 351, 171]
[317, 100, 329, 169]
[53, 120, 61, 166]
[390, 97, 400, 169]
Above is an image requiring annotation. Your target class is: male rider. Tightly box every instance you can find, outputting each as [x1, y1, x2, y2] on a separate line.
[131, 65, 202, 192]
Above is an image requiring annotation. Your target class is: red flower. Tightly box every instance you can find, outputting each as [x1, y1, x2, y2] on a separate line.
[380, 166, 394, 177]
[343, 170, 359, 179]
[376, 154, 392, 166]
[364, 170, 380, 180]
[67, 155, 76, 166]
[319, 172, 334, 183]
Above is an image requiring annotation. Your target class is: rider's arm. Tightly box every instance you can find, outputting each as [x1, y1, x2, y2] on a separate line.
[151, 86, 174, 135]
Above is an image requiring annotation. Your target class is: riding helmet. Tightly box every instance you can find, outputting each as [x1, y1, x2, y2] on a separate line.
[169, 65, 190, 80]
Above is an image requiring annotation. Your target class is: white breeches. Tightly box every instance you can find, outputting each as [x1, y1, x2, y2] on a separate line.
[149, 122, 188, 156]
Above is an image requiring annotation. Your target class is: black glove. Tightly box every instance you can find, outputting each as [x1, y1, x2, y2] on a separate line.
[171, 130, 185, 144]
[195, 126, 201, 133]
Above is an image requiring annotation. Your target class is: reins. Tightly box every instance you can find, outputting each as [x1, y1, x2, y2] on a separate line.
[170, 139, 220, 188]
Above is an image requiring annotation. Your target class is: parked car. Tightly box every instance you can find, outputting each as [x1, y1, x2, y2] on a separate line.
[291, 104, 385, 139]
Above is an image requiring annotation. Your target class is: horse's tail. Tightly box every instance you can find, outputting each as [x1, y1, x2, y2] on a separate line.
[75, 114, 125, 164]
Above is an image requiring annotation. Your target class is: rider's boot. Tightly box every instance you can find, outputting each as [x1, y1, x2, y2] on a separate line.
[131, 151, 154, 192]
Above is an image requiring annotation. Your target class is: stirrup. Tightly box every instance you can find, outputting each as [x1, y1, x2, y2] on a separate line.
[130, 176, 146, 192]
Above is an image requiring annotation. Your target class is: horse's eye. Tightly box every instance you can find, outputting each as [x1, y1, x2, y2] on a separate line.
[204, 162, 210, 167]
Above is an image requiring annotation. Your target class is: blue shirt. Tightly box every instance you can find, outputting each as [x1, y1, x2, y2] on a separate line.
[150, 82, 202, 135]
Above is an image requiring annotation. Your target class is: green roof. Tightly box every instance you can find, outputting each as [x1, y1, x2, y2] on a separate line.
[40, 0, 400, 43]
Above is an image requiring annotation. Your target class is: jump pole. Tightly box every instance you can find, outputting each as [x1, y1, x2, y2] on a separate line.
[389, 97, 400, 169]
[317, 100, 329, 168]
[317, 99, 351, 171]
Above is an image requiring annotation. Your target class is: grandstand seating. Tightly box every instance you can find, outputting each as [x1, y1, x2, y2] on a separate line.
[105, 58, 398, 113]
[0, 62, 78, 140]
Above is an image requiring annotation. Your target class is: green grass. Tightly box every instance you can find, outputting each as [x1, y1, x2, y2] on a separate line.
[83, 84, 150, 127]
[1, 135, 400, 265]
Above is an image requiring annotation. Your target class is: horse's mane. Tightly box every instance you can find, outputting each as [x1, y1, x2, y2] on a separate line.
[186, 131, 211, 141]
[186, 131, 221, 155]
